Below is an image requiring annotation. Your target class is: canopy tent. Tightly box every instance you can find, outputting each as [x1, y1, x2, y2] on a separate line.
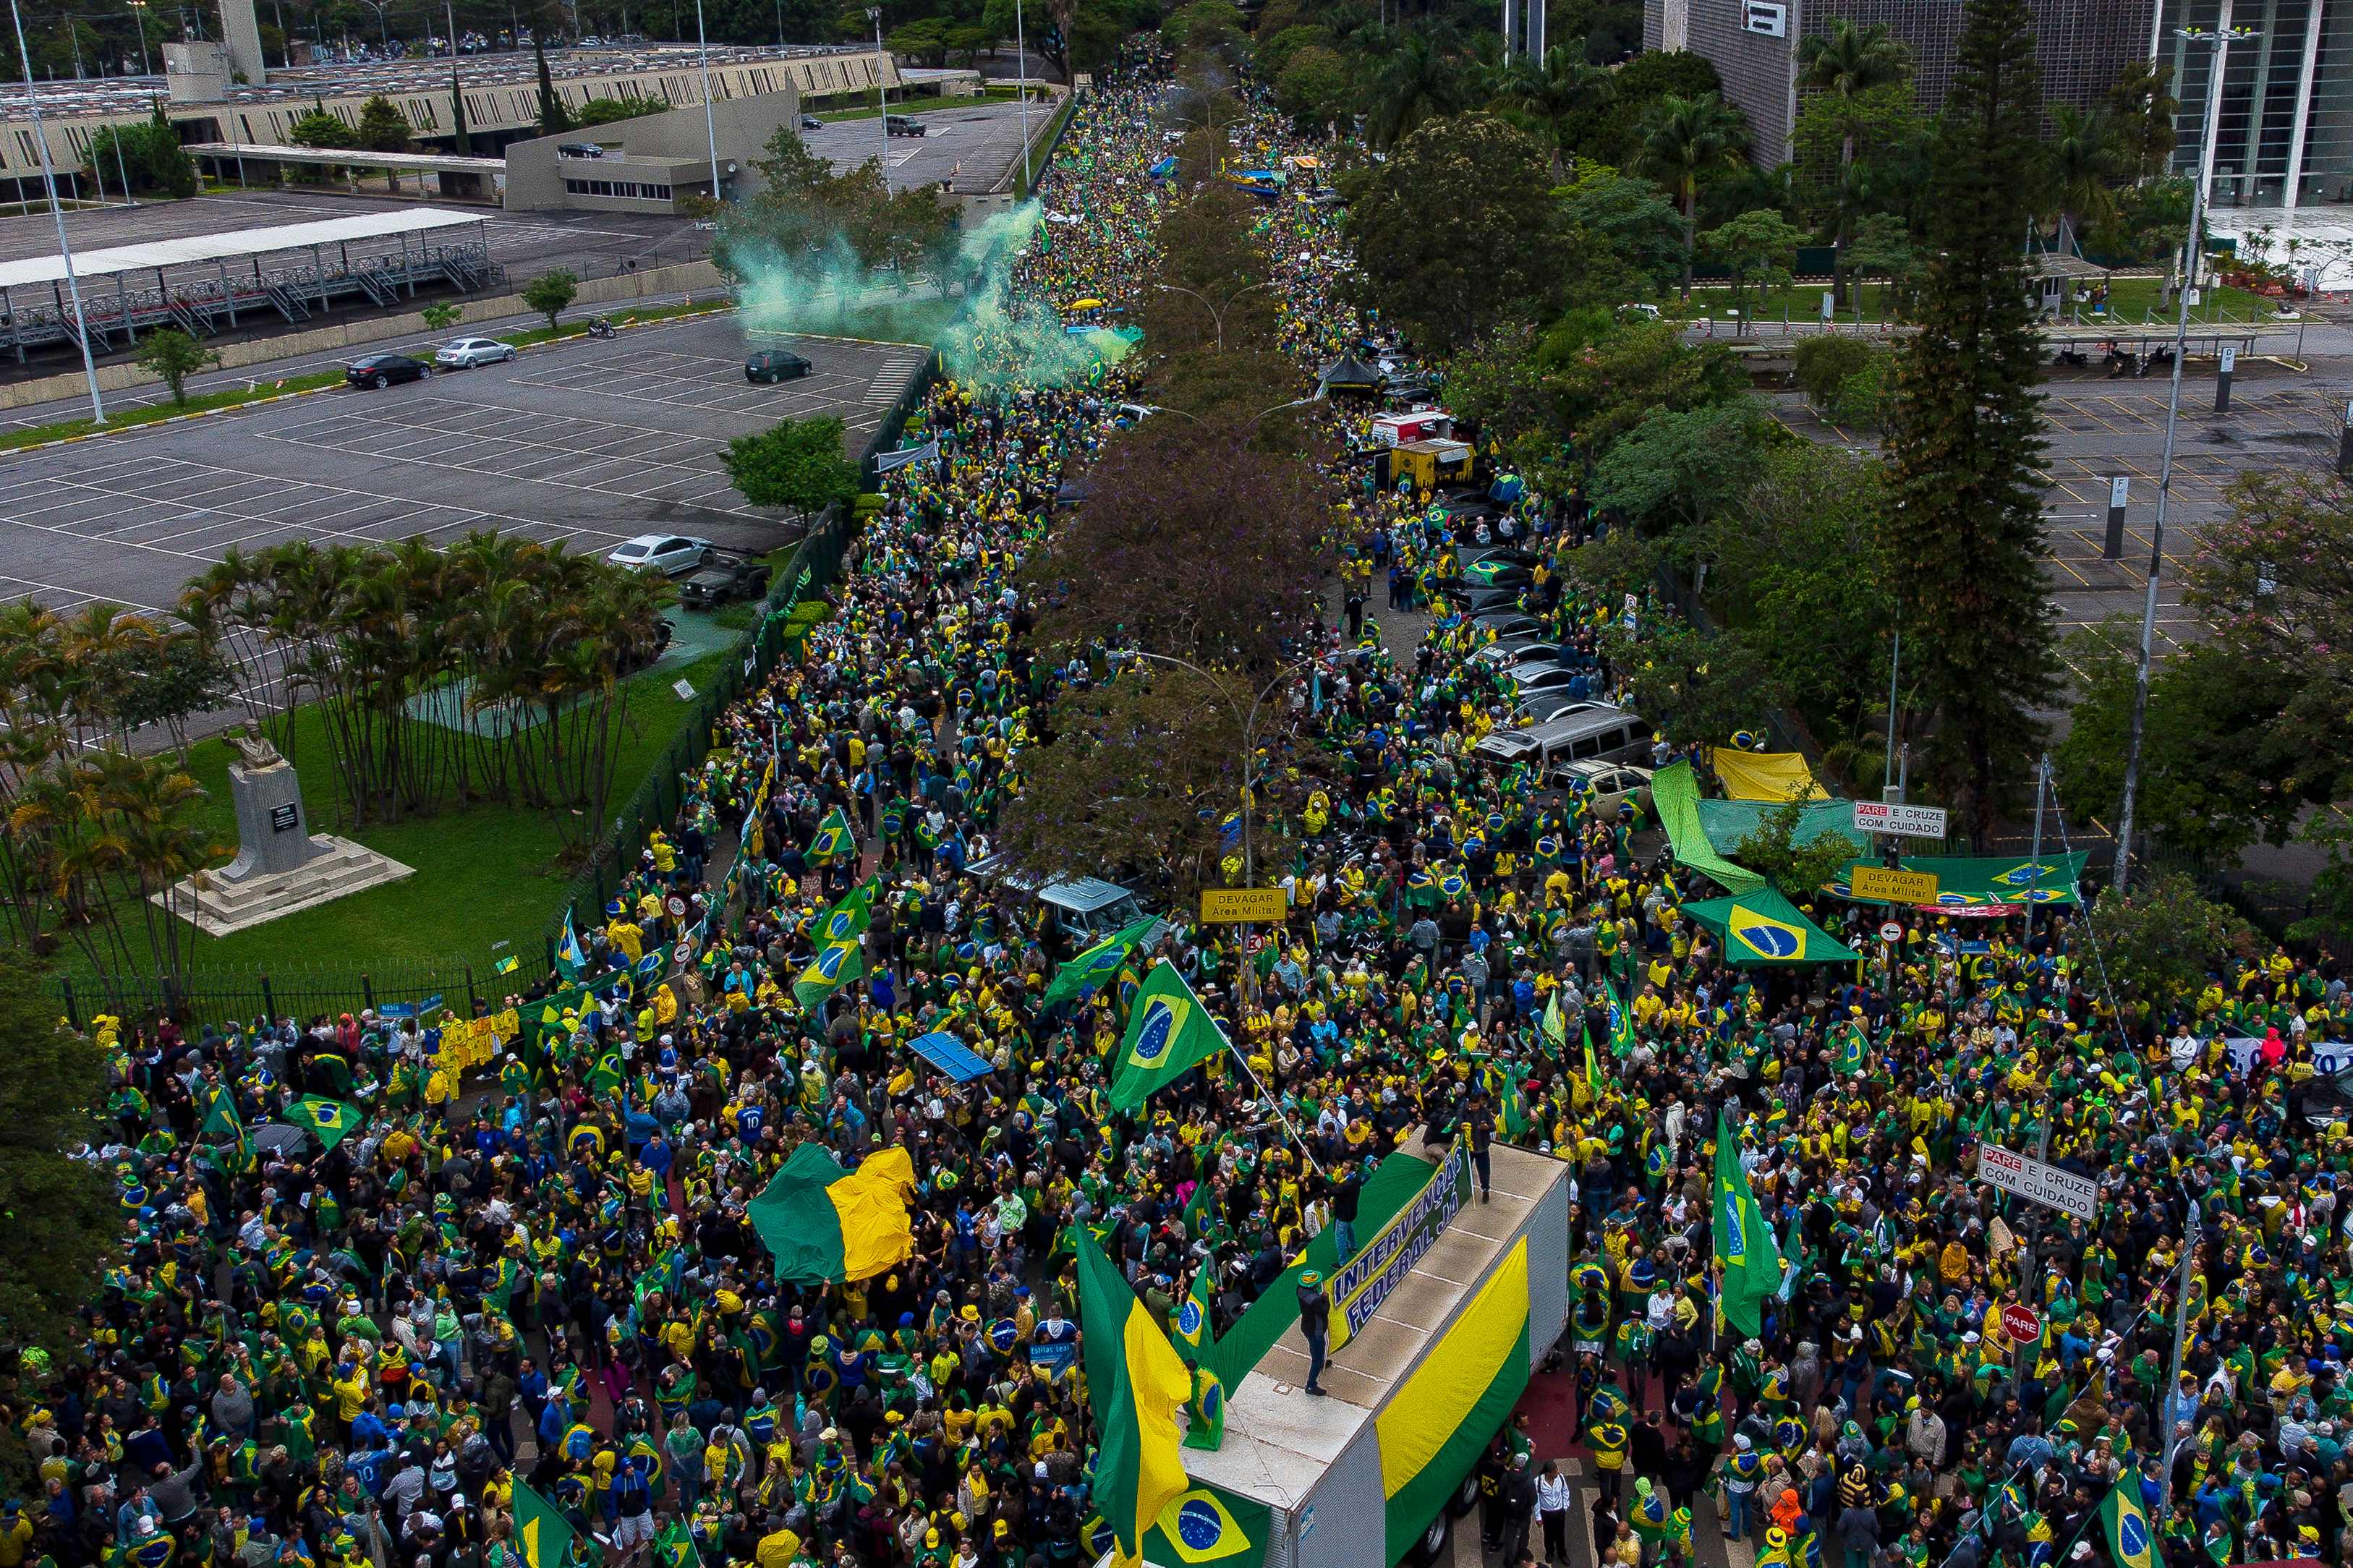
[1711, 749, 1829, 803]
[1319, 353, 1384, 394]
[1827, 852, 2088, 911]
[1696, 797, 1866, 857]
[1684, 887, 1863, 965]
[1651, 762, 1766, 894]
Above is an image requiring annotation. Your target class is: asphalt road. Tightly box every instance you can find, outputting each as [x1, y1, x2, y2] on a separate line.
[0, 311, 928, 616]
[805, 96, 1058, 195]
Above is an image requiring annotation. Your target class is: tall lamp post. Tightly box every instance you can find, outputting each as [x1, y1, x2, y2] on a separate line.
[1149, 278, 1280, 353]
[1013, 0, 1029, 192]
[8, 0, 104, 424]
[127, 0, 149, 74]
[866, 5, 888, 167]
[2112, 22, 2257, 895]
[692, 0, 720, 204]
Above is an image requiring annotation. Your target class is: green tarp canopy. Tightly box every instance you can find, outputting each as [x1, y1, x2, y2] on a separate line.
[1684, 886, 1863, 965]
[1695, 797, 1866, 858]
[1828, 851, 2088, 910]
[1651, 761, 1766, 893]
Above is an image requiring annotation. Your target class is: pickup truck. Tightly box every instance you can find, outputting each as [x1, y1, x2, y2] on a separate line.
[677, 556, 771, 609]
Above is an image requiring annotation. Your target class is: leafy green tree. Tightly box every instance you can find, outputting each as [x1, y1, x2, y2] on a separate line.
[522, 268, 581, 332]
[1588, 399, 1771, 535]
[1843, 211, 1918, 318]
[1637, 92, 1748, 296]
[2046, 106, 2119, 243]
[355, 93, 413, 151]
[1560, 47, 1719, 164]
[2106, 57, 2177, 182]
[1162, 0, 1249, 54]
[2088, 872, 2255, 1008]
[1277, 45, 1355, 132]
[1878, 0, 2056, 844]
[1798, 22, 1912, 171]
[1734, 798, 1860, 903]
[1699, 206, 1803, 315]
[1556, 166, 1687, 299]
[1484, 42, 1612, 158]
[1256, 22, 1334, 79]
[1792, 335, 1874, 407]
[1341, 112, 1561, 352]
[85, 111, 197, 198]
[288, 108, 353, 149]
[1602, 615, 1787, 745]
[1540, 317, 1744, 451]
[723, 415, 859, 511]
[0, 964, 116, 1420]
[421, 302, 463, 332]
[576, 93, 660, 124]
[133, 328, 220, 406]
[1362, 27, 1467, 148]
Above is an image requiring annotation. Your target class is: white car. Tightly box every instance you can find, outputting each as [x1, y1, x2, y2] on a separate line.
[435, 336, 517, 368]
[607, 534, 713, 575]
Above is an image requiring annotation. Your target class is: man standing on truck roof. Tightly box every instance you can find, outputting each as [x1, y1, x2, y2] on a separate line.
[1297, 1271, 1330, 1397]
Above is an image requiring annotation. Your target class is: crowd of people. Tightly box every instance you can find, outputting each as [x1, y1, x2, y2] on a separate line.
[24, 41, 2353, 1568]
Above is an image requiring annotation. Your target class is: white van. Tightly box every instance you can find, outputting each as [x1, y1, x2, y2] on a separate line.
[1471, 704, 1650, 773]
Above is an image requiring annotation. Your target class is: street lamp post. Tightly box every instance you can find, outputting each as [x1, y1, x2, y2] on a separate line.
[2113, 23, 2255, 895]
[7, 0, 104, 424]
[866, 5, 887, 168]
[127, 0, 149, 74]
[1150, 278, 1280, 352]
[692, 0, 720, 205]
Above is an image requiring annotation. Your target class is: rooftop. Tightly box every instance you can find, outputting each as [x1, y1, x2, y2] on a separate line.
[0, 205, 482, 289]
[0, 41, 878, 122]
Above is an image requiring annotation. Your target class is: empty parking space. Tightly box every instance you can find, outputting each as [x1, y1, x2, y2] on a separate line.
[0, 312, 930, 618]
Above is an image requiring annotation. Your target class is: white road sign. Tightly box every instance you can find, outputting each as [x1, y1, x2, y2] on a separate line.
[1978, 1142, 2098, 1222]
[1852, 801, 1949, 839]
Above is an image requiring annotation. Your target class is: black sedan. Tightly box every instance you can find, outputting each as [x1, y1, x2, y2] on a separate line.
[346, 353, 432, 389]
[744, 349, 812, 384]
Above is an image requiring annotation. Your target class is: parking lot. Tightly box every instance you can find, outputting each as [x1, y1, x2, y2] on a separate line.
[0, 312, 929, 615]
[805, 98, 1058, 195]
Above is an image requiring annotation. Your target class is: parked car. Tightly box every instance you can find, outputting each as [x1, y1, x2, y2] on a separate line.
[1468, 640, 1563, 672]
[744, 349, 813, 384]
[435, 336, 517, 369]
[557, 141, 605, 158]
[1467, 610, 1544, 638]
[346, 353, 431, 388]
[885, 114, 927, 137]
[1550, 760, 1655, 819]
[606, 534, 713, 576]
[1472, 705, 1646, 769]
[678, 556, 772, 608]
[799, 114, 823, 130]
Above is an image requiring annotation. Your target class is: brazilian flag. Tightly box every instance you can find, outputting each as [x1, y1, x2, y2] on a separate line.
[805, 806, 855, 866]
[513, 1479, 574, 1568]
[1174, 1264, 1215, 1358]
[1044, 916, 1158, 1009]
[793, 937, 867, 1010]
[1075, 1230, 1193, 1567]
[1106, 961, 1229, 1115]
[200, 1088, 251, 1174]
[2099, 1481, 2153, 1568]
[1145, 1486, 1269, 1564]
[812, 877, 877, 942]
[652, 1524, 695, 1568]
[286, 1096, 361, 1152]
[1181, 1362, 1227, 1452]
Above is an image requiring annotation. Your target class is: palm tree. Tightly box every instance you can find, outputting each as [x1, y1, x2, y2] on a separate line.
[1798, 22, 1911, 171]
[2048, 106, 2120, 250]
[1484, 41, 1610, 161]
[1797, 22, 1910, 303]
[1638, 93, 1749, 297]
[1365, 28, 1468, 149]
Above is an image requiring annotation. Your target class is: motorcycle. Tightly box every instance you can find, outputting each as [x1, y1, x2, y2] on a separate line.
[585, 318, 617, 341]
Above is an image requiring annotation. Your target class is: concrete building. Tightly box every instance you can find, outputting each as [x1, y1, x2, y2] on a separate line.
[0, 41, 903, 198]
[2158, 0, 2350, 210]
[503, 89, 802, 212]
[1642, 0, 2146, 165]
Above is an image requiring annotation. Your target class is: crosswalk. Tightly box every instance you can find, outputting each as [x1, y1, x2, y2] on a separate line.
[1447, 1457, 1759, 1568]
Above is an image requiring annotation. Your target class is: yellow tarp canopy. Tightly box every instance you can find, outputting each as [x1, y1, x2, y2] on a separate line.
[1711, 749, 1829, 804]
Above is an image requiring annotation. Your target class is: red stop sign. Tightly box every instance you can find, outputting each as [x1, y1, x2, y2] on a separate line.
[2001, 1302, 2042, 1345]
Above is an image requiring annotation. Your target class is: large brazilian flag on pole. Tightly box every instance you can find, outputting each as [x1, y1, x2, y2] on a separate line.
[1713, 1111, 1783, 1337]
[1044, 915, 1157, 1008]
[1076, 1229, 1194, 1568]
[1106, 960, 1229, 1114]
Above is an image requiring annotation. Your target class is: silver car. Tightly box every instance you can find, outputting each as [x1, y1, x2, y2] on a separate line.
[435, 336, 518, 368]
[606, 534, 713, 576]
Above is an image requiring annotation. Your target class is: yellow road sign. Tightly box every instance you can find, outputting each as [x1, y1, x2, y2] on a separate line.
[1200, 887, 1287, 923]
[1852, 865, 1940, 906]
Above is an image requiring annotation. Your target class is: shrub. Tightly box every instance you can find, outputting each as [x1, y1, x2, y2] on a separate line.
[1792, 333, 1874, 407]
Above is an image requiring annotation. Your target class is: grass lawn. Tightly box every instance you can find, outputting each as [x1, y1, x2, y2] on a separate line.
[60, 647, 730, 988]
[1680, 276, 2273, 328]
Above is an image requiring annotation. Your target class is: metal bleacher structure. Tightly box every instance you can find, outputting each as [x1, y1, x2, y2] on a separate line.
[0, 206, 500, 362]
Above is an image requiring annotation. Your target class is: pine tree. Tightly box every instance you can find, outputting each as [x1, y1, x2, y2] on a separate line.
[534, 30, 571, 132]
[1878, 0, 2056, 843]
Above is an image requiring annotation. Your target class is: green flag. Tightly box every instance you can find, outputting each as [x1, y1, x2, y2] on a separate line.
[1106, 960, 1229, 1114]
[793, 937, 867, 1010]
[286, 1096, 361, 1152]
[1712, 1112, 1784, 1338]
[1044, 915, 1157, 1009]
[556, 909, 587, 981]
[200, 1088, 250, 1173]
[1603, 973, 1637, 1057]
[811, 877, 877, 943]
[1174, 1264, 1215, 1359]
[805, 806, 856, 866]
[1541, 989, 1567, 1057]
[1582, 1026, 1604, 1102]
[512, 1478, 575, 1568]
[1074, 1230, 1194, 1565]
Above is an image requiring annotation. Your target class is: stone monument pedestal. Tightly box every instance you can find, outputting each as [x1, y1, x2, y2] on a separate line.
[158, 754, 414, 937]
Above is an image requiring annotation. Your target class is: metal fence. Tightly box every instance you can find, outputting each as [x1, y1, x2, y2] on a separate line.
[58, 961, 499, 1034]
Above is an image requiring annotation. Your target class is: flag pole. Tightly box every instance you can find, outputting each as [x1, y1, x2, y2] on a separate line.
[1225, 1039, 1327, 1177]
